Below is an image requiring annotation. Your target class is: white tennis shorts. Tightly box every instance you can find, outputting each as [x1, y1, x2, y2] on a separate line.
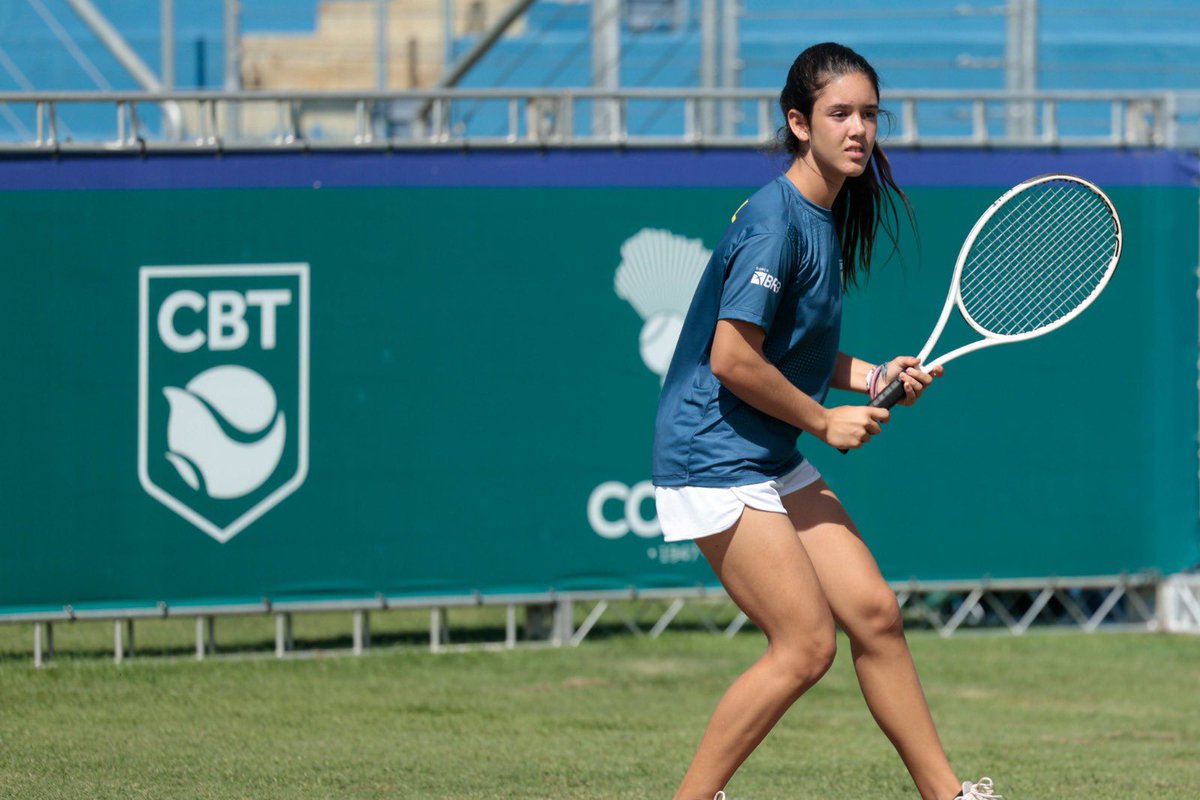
[654, 459, 822, 543]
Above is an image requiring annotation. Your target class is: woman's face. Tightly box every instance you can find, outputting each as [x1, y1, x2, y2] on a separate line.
[792, 71, 879, 179]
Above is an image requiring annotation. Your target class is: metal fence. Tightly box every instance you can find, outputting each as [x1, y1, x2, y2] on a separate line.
[1, 88, 1197, 152]
[19, 571, 1187, 667]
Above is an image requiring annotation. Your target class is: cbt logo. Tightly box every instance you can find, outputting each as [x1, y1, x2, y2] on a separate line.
[138, 264, 309, 542]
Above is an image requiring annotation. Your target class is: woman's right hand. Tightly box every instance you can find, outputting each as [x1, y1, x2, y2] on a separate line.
[821, 405, 890, 449]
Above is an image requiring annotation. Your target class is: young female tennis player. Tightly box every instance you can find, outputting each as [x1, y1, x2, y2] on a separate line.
[652, 43, 1000, 800]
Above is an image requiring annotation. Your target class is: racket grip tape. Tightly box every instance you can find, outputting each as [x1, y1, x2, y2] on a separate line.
[869, 377, 907, 410]
[838, 377, 907, 454]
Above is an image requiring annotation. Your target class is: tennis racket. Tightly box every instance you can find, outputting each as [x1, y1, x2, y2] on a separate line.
[841, 173, 1122, 452]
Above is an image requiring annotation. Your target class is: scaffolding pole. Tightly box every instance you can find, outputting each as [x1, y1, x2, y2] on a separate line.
[224, 0, 241, 135]
[161, 0, 174, 90]
[1006, 0, 1039, 139]
[377, 0, 389, 90]
[720, 0, 741, 138]
[64, 0, 182, 138]
[700, 0, 717, 138]
[591, 0, 620, 139]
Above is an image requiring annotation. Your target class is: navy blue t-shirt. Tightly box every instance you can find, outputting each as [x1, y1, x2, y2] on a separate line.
[652, 176, 843, 487]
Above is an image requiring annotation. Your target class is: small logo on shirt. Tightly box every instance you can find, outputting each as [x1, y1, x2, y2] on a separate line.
[750, 269, 782, 294]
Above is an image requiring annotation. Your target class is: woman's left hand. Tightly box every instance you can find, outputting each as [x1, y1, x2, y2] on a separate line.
[877, 356, 944, 406]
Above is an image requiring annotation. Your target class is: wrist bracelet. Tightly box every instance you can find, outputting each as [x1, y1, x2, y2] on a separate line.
[868, 363, 884, 400]
[873, 362, 889, 399]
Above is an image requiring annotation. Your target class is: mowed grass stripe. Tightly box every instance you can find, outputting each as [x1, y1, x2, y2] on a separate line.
[1, 630, 1198, 799]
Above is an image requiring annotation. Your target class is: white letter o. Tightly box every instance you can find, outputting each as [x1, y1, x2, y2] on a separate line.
[626, 481, 661, 538]
[587, 481, 629, 539]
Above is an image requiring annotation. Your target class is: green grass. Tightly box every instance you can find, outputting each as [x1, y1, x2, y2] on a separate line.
[1, 618, 1198, 799]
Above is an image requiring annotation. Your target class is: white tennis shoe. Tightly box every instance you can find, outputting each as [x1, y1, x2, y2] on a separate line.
[958, 777, 1003, 799]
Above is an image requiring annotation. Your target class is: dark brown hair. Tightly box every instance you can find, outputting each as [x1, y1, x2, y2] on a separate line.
[778, 42, 915, 289]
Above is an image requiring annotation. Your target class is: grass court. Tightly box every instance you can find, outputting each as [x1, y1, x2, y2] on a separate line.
[1, 610, 1198, 799]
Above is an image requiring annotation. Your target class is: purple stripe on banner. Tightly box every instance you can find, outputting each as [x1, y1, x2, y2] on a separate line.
[886, 148, 1200, 188]
[0, 147, 1195, 191]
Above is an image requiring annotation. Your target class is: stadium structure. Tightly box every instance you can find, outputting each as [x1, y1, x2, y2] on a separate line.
[1, 1, 1198, 665]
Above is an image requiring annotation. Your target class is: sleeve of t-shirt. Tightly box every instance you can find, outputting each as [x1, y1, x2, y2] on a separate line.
[717, 232, 793, 331]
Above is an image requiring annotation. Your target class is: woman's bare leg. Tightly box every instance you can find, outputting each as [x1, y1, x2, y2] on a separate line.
[783, 479, 961, 800]
[673, 506, 838, 800]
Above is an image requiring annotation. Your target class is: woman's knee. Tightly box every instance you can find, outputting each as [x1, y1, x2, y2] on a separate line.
[848, 585, 905, 644]
[769, 629, 837, 693]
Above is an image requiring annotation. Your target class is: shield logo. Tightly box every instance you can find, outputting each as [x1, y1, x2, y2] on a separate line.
[138, 264, 309, 543]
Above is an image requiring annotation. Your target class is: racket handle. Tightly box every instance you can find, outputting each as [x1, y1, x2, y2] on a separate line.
[838, 377, 907, 454]
[869, 376, 907, 410]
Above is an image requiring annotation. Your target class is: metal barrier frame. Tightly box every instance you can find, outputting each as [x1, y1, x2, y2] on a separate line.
[1160, 574, 1200, 633]
[0, 88, 1193, 152]
[10, 571, 1189, 668]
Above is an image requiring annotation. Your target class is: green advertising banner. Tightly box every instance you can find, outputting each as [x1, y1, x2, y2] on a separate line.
[0, 148, 1196, 615]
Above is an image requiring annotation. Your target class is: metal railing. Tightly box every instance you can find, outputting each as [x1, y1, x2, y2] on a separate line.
[10, 571, 1175, 667]
[0, 88, 1196, 152]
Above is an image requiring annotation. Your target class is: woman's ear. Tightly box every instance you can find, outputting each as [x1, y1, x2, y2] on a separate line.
[787, 108, 810, 143]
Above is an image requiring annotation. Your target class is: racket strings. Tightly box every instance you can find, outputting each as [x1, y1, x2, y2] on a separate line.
[967, 211, 1112, 335]
[970, 220, 1114, 335]
[961, 190, 1092, 314]
[969, 185, 1070, 263]
[969, 185, 1091, 274]
[967, 187, 1097, 303]
[959, 181, 1117, 336]
[961, 188, 1082, 325]
[994, 202, 1114, 332]
[971, 192, 1111, 329]
[1006, 207, 1116, 330]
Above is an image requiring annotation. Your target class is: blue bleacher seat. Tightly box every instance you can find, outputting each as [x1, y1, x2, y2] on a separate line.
[0, 0, 1196, 142]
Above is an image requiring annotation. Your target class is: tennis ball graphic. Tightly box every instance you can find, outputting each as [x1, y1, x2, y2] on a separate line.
[639, 312, 684, 379]
[163, 365, 286, 499]
[614, 228, 710, 383]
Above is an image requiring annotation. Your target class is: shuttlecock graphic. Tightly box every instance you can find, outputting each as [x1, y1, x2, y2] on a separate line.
[614, 228, 710, 382]
[162, 365, 287, 499]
